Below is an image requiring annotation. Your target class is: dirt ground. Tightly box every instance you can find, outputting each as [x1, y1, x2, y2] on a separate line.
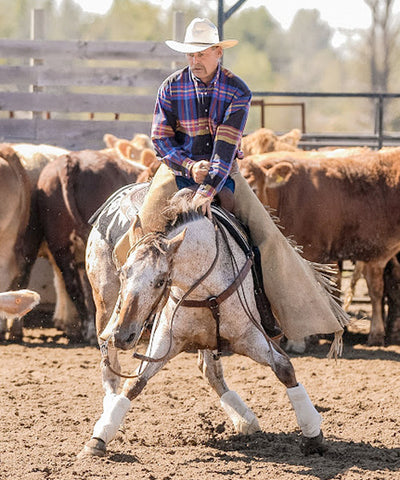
[1, 275, 399, 480]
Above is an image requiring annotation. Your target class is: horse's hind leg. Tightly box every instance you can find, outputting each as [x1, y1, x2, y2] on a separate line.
[197, 350, 261, 435]
[241, 334, 326, 455]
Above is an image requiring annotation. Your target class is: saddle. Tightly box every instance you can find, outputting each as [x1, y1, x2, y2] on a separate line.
[210, 203, 282, 341]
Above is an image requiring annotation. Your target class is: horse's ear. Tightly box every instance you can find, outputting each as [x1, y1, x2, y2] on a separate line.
[128, 215, 144, 245]
[167, 227, 187, 255]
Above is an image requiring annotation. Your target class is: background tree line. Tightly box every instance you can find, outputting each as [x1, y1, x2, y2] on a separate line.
[1, 0, 400, 135]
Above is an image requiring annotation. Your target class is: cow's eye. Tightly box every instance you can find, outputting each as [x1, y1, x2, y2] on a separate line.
[155, 279, 165, 288]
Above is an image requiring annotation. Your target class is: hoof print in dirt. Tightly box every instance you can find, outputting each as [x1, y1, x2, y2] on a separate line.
[300, 431, 328, 456]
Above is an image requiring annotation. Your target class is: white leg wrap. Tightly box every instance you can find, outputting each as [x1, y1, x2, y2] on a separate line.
[286, 383, 322, 438]
[220, 390, 261, 435]
[92, 394, 131, 444]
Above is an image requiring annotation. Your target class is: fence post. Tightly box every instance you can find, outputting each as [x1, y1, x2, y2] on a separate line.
[30, 8, 45, 120]
[172, 11, 184, 70]
[377, 95, 384, 149]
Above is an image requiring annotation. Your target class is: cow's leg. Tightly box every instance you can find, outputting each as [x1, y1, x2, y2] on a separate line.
[8, 317, 23, 342]
[363, 262, 386, 346]
[343, 261, 365, 311]
[47, 250, 80, 333]
[0, 316, 7, 340]
[51, 244, 88, 341]
[234, 329, 326, 455]
[79, 318, 185, 458]
[197, 349, 261, 434]
[77, 265, 96, 343]
[383, 255, 400, 344]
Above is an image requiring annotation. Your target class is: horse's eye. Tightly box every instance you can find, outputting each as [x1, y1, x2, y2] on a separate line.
[155, 279, 165, 288]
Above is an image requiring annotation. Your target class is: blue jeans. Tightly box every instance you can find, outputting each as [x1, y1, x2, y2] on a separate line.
[175, 176, 235, 192]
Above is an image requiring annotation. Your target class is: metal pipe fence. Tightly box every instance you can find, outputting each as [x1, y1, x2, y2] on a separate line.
[251, 91, 400, 149]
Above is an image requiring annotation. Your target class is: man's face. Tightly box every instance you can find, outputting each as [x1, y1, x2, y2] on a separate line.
[186, 46, 222, 84]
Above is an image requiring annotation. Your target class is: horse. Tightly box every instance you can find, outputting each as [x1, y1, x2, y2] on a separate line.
[79, 183, 327, 458]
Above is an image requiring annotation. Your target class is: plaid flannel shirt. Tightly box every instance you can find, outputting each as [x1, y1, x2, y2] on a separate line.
[151, 64, 252, 198]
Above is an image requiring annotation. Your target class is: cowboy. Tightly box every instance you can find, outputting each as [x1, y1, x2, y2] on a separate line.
[116, 18, 348, 351]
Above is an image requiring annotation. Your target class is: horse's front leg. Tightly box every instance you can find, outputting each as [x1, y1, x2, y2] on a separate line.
[79, 319, 184, 458]
[198, 350, 261, 434]
[236, 330, 326, 455]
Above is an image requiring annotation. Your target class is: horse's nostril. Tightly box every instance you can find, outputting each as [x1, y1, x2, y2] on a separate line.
[127, 332, 136, 343]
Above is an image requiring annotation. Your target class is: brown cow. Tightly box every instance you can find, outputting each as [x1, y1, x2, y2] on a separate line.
[241, 128, 302, 156]
[0, 145, 33, 340]
[35, 148, 147, 342]
[0, 145, 31, 290]
[103, 132, 154, 161]
[239, 147, 400, 346]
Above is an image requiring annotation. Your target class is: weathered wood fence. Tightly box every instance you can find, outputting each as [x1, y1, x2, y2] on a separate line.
[0, 10, 184, 150]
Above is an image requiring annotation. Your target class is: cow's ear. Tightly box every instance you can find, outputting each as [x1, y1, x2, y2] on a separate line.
[265, 162, 293, 188]
[140, 148, 157, 167]
[103, 133, 119, 148]
[116, 140, 133, 160]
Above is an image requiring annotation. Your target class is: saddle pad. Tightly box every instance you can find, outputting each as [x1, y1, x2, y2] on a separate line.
[89, 182, 149, 247]
[211, 205, 253, 257]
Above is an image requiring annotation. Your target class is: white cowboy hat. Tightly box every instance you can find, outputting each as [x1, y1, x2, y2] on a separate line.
[165, 18, 238, 54]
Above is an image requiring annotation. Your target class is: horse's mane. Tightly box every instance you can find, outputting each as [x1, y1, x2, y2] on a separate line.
[163, 191, 205, 234]
[133, 193, 204, 259]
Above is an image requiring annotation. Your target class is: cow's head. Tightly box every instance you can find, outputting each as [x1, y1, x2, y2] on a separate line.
[263, 161, 294, 188]
[240, 157, 294, 207]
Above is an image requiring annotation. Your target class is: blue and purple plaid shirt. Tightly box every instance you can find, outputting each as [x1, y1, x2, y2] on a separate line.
[151, 64, 252, 198]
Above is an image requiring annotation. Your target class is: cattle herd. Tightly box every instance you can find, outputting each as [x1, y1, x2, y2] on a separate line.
[0, 127, 399, 349]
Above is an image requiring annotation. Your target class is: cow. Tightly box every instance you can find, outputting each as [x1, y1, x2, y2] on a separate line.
[0, 145, 32, 293]
[35, 148, 149, 342]
[0, 289, 41, 341]
[239, 147, 400, 347]
[103, 132, 154, 160]
[104, 132, 161, 181]
[241, 128, 302, 156]
[0, 144, 69, 340]
[0, 145, 33, 340]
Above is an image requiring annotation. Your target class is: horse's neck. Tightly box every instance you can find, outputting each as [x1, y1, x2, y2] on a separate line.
[170, 218, 245, 298]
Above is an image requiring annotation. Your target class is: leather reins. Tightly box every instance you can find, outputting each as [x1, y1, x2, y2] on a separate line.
[101, 220, 224, 377]
[169, 252, 253, 360]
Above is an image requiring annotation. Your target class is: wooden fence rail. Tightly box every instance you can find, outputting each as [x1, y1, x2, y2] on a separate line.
[0, 38, 182, 150]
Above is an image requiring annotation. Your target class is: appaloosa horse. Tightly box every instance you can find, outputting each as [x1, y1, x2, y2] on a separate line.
[79, 183, 327, 458]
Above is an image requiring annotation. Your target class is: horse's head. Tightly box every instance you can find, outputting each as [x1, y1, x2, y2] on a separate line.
[101, 220, 186, 350]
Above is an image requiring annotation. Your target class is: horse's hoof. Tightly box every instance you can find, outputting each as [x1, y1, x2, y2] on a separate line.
[235, 416, 261, 435]
[300, 431, 328, 456]
[77, 437, 106, 458]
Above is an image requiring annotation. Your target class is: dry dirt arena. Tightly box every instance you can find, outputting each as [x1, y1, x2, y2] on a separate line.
[1, 276, 399, 480]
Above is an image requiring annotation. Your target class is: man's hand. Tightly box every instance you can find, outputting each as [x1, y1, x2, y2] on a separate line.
[192, 192, 212, 220]
[191, 161, 211, 183]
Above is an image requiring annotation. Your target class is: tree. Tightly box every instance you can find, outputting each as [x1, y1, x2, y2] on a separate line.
[364, 0, 399, 93]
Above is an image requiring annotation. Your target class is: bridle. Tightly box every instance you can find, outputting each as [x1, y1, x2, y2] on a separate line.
[100, 216, 283, 379]
[100, 220, 224, 378]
